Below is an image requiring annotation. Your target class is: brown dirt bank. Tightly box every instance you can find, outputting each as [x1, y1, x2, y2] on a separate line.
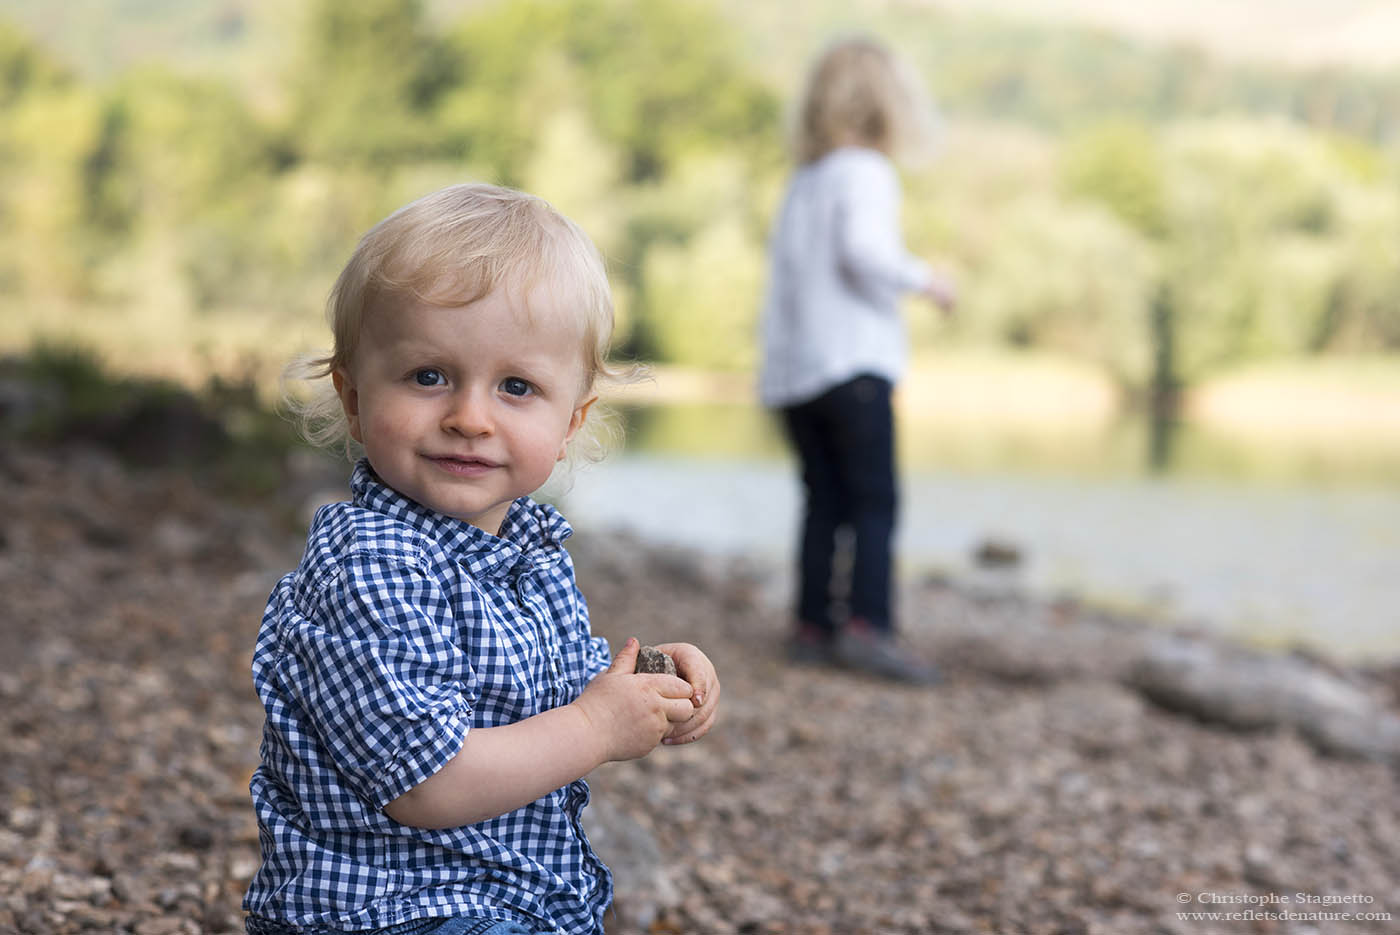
[1, 445, 1396, 935]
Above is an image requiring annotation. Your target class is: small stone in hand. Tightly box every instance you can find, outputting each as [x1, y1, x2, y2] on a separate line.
[634, 646, 677, 676]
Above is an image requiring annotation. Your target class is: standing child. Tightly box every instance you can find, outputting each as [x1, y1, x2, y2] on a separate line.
[759, 37, 956, 684]
[245, 183, 719, 935]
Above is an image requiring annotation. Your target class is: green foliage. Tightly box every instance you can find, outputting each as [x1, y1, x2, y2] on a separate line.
[642, 213, 764, 371]
[619, 152, 773, 363]
[963, 196, 1157, 387]
[1062, 122, 1167, 238]
[289, 0, 454, 166]
[0, 0, 1398, 413]
[430, 0, 781, 361]
[1153, 122, 1400, 381]
[437, 0, 779, 184]
[0, 18, 68, 104]
[96, 67, 275, 227]
[0, 71, 104, 298]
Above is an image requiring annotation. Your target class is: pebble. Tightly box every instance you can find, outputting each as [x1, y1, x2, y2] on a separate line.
[634, 646, 677, 676]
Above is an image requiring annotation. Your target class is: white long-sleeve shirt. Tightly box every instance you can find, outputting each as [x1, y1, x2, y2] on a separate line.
[758, 146, 932, 408]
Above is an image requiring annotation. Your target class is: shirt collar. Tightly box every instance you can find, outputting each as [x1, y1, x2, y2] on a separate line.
[349, 459, 572, 579]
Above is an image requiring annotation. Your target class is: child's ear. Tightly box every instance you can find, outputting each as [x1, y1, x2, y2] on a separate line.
[558, 394, 597, 461]
[332, 368, 364, 444]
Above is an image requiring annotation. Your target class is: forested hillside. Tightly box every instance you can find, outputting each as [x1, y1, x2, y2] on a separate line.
[1, 0, 1397, 408]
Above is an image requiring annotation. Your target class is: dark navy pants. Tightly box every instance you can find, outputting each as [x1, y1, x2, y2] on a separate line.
[780, 374, 897, 636]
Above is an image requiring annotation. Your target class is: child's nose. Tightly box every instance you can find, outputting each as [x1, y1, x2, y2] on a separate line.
[443, 388, 493, 436]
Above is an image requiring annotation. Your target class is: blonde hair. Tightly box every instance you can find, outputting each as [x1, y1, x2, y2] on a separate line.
[286, 182, 631, 461]
[793, 36, 935, 165]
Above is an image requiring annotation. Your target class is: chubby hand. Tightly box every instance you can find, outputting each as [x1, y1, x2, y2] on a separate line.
[651, 641, 720, 745]
[573, 638, 696, 763]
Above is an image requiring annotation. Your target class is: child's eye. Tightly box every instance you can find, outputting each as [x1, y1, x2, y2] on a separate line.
[500, 377, 533, 397]
[414, 369, 446, 387]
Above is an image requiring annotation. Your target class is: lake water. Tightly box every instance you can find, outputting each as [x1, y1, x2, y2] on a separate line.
[556, 402, 1400, 662]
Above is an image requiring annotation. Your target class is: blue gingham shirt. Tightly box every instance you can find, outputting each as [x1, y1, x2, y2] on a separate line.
[245, 461, 614, 933]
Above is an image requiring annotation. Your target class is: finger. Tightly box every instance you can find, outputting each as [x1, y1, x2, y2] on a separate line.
[692, 671, 717, 707]
[695, 677, 720, 711]
[654, 645, 709, 702]
[664, 707, 706, 738]
[666, 695, 716, 733]
[664, 707, 718, 744]
[665, 698, 696, 723]
[676, 665, 714, 707]
[683, 685, 720, 734]
[640, 674, 694, 698]
[609, 637, 639, 672]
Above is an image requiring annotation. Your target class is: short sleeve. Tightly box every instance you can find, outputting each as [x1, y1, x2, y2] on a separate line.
[280, 553, 478, 809]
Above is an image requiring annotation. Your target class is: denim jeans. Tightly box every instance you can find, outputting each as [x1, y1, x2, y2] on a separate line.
[780, 374, 897, 636]
[423, 920, 543, 935]
[247, 917, 546, 935]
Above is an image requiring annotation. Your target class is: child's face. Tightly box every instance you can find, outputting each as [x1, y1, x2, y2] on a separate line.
[333, 285, 595, 535]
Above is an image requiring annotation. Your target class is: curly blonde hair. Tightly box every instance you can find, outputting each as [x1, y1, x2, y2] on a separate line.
[793, 36, 935, 165]
[285, 182, 632, 463]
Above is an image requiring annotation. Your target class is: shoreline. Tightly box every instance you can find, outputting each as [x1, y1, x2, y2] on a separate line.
[556, 451, 1400, 667]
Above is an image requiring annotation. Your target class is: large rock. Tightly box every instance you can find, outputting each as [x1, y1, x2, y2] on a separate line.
[1128, 635, 1400, 762]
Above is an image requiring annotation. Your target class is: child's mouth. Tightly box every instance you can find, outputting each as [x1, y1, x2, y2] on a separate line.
[429, 455, 500, 476]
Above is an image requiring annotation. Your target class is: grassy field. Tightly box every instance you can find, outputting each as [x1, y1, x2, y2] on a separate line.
[1187, 356, 1400, 437]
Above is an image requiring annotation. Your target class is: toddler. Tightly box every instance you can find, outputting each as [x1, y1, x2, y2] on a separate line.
[244, 183, 719, 935]
[759, 37, 955, 683]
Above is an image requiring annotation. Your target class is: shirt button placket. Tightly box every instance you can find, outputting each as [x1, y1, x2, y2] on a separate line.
[517, 573, 566, 705]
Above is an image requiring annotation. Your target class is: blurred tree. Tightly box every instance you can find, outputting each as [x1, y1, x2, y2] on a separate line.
[1163, 122, 1346, 381]
[1052, 118, 1400, 403]
[622, 151, 773, 363]
[92, 67, 272, 230]
[78, 67, 283, 316]
[0, 24, 101, 301]
[432, 0, 781, 364]
[1061, 122, 1170, 412]
[437, 0, 779, 185]
[1316, 190, 1400, 352]
[959, 193, 1156, 389]
[1062, 122, 1167, 239]
[520, 102, 632, 340]
[642, 211, 764, 371]
[3, 2, 1399, 398]
[288, 0, 452, 166]
[0, 19, 70, 105]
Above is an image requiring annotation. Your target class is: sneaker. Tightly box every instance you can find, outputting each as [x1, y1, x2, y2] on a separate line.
[834, 621, 942, 685]
[786, 622, 836, 666]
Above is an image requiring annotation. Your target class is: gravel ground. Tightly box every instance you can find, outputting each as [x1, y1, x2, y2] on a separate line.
[2, 445, 1397, 935]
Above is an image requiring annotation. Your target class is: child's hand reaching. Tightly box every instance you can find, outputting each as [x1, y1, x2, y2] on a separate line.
[650, 641, 720, 745]
[573, 638, 696, 763]
[922, 269, 957, 314]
